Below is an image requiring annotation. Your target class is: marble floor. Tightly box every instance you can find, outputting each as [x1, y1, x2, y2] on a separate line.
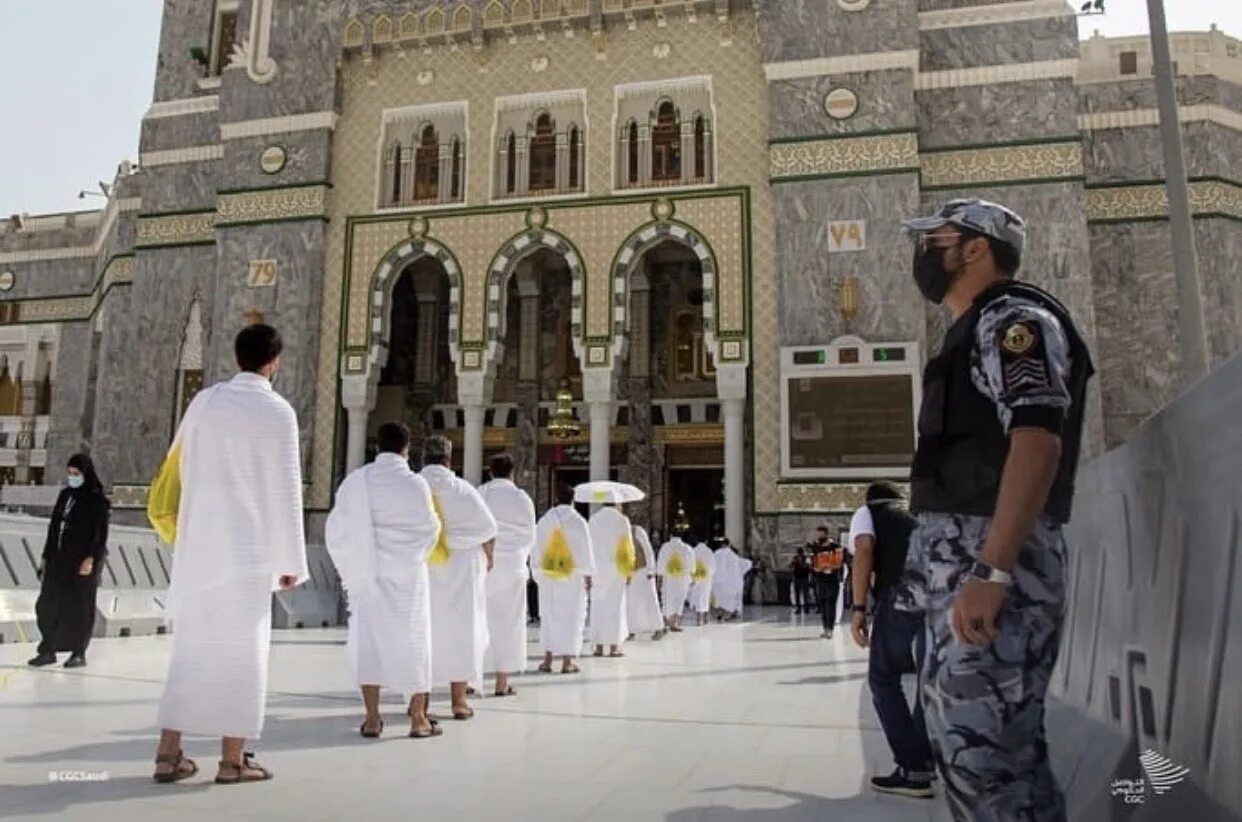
[0, 608, 952, 822]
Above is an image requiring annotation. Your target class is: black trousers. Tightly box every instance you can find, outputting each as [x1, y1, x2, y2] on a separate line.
[526, 576, 540, 622]
[35, 565, 98, 656]
[792, 577, 810, 610]
[813, 574, 841, 629]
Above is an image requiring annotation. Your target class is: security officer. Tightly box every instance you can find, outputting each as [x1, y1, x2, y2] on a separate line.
[898, 199, 1094, 822]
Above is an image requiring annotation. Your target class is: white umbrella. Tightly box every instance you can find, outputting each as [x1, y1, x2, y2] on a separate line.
[573, 480, 646, 505]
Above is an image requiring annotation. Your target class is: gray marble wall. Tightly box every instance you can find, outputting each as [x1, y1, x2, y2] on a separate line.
[44, 323, 93, 470]
[920, 17, 1078, 72]
[0, 259, 94, 301]
[1090, 217, 1242, 449]
[140, 112, 220, 154]
[208, 221, 327, 469]
[1078, 76, 1242, 116]
[774, 174, 924, 348]
[142, 165, 219, 214]
[1084, 123, 1242, 184]
[768, 69, 917, 140]
[153, 0, 215, 102]
[917, 80, 1080, 148]
[755, 0, 919, 64]
[220, 132, 334, 192]
[92, 246, 216, 483]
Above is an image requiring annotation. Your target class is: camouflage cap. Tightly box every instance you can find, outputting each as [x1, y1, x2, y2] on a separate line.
[902, 198, 1026, 256]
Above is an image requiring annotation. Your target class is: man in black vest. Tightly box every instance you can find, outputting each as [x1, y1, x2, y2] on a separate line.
[899, 199, 1093, 822]
[850, 481, 934, 799]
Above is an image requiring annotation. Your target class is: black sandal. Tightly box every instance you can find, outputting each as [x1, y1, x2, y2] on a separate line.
[452, 706, 475, 721]
[360, 718, 384, 739]
[153, 750, 198, 784]
[493, 686, 516, 697]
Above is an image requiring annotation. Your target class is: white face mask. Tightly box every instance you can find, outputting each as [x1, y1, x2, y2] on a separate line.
[67, 475, 84, 489]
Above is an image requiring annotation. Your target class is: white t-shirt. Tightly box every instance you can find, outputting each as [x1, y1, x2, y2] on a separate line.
[847, 505, 874, 555]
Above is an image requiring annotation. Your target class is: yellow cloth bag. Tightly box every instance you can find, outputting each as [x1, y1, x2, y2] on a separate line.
[147, 443, 183, 545]
[614, 534, 637, 581]
[427, 494, 451, 566]
[692, 559, 709, 582]
[666, 553, 685, 578]
[540, 526, 576, 580]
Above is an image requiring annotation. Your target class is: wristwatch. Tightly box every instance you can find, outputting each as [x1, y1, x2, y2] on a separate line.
[969, 561, 1013, 585]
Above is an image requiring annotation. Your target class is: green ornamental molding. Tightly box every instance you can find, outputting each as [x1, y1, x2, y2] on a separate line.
[217, 184, 330, 227]
[1087, 178, 1242, 223]
[769, 132, 920, 181]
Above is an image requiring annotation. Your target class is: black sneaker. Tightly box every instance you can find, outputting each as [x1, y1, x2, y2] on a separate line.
[871, 767, 934, 799]
[27, 653, 56, 667]
[63, 654, 87, 669]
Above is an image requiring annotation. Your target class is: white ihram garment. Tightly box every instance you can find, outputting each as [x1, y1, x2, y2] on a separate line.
[478, 479, 536, 675]
[587, 507, 634, 647]
[656, 538, 694, 618]
[420, 465, 498, 687]
[326, 454, 440, 695]
[532, 505, 594, 657]
[155, 373, 308, 739]
[626, 526, 664, 633]
[688, 543, 717, 614]
[711, 546, 751, 615]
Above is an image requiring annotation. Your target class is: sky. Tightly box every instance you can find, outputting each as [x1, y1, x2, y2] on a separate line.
[0, 0, 1239, 217]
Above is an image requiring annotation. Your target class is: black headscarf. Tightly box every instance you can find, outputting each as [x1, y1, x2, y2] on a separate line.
[66, 453, 106, 498]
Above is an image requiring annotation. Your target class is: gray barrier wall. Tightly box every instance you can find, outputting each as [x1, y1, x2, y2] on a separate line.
[1051, 352, 1242, 820]
[0, 513, 342, 642]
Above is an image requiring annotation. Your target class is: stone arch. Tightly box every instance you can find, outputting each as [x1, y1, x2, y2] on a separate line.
[366, 235, 464, 373]
[483, 226, 586, 368]
[610, 218, 720, 360]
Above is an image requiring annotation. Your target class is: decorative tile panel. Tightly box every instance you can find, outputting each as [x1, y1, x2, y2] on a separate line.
[769, 133, 919, 180]
[1086, 179, 1242, 222]
[920, 140, 1083, 189]
[136, 211, 217, 248]
[217, 185, 329, 225]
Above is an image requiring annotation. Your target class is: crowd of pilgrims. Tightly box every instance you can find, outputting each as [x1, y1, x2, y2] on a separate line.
[325, 424, 755, 741]
[29, 325, 755, 785]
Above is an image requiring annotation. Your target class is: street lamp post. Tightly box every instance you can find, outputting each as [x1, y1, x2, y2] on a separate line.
[1146, 0, 1209, 385]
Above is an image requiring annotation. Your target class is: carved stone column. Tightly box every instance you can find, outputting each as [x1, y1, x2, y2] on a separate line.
[555, 132, 568, 194]
[638, 125, 651, 186]
[341, 373, 377, 474]
[516, 137, 530, 197]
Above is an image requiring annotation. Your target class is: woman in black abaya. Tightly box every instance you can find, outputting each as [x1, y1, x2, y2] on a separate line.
[28, 454, 111, 669]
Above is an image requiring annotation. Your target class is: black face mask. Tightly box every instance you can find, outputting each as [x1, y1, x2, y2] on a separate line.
[912, 242, 960, 305]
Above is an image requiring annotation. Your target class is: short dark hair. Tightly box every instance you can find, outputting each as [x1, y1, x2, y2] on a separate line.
[815, 525, 828, 533]
[555, 483, 575, 506]
[422, 435, 452, 466]
[490, 453, 515, 479]
[866, 481, 904, 502]
[235, 324, 283, 373]
[964, 230, 1021, 277]
[376, 422, 410, 455]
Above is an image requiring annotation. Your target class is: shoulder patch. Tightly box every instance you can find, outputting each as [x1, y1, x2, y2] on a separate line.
[1002, 321, 1038, 356]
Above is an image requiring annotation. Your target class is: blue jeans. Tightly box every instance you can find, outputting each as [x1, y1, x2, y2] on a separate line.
[868, 590, 934, 776]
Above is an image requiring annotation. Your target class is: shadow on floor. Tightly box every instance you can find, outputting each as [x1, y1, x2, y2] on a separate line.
[0, 775, 212, 817]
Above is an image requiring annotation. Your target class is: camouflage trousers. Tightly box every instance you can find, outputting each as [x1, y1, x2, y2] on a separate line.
[899, 513, 1068, 822]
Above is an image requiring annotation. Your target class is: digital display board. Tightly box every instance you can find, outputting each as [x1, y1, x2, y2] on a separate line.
[785, 374, 915, 470]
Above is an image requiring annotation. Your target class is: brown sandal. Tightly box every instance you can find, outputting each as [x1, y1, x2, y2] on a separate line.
[451, 706, 475, 721]
[153, 750, 198, 784]
[537, 662, 553, 673]
[215, 752, 273, 784]
[560, 662, 581, 674]
[410, 719, 443, 739]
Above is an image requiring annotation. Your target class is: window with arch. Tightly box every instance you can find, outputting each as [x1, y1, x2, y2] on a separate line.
[568, 126, 581, 191]
[387, 142, 404, 206]
[506, 131, 517, 195]
[651, 100, 681, 183]
[627, 122, 639, 185]
[529, 112, 557, 193]
[450, 138, 462, 200]
[413, 125, 440, 202]
[694, 115, 707, 180]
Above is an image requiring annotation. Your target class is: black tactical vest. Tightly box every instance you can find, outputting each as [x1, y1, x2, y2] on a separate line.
[868, 500, 917, 593]
[909, 280, 1094, 524]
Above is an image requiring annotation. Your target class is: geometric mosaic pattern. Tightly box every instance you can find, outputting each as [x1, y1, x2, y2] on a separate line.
[313, 12, 779, 511]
